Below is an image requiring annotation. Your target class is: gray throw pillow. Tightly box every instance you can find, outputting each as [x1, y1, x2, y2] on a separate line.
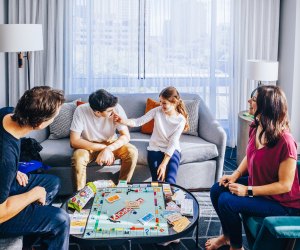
[49, 102, 77, 139]
[183, 99, 200, 136]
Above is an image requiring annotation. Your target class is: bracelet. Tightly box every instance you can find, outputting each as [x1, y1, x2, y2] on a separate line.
[235, 169, 242, 177]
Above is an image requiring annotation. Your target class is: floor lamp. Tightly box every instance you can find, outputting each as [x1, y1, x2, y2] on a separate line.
[0, 24, 43, 90]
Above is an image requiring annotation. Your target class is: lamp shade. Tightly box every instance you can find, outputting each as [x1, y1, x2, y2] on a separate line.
[0, 24, 43, 52]
[247, 60, 278, 81]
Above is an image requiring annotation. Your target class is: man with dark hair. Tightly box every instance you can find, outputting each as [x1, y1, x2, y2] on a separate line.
[70, 89, 138, 190]
[0, 86, 70, 250]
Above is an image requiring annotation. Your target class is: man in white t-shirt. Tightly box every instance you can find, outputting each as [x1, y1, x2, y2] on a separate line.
[70, 89, 138, 190]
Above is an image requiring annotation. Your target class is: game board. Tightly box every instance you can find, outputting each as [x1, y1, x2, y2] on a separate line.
[83, 184, 169, 238]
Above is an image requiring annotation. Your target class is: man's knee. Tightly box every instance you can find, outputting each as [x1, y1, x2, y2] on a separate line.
[52, 209, 70, 233]
[72, 149, 90, 166]
[124, 144, 138, 159]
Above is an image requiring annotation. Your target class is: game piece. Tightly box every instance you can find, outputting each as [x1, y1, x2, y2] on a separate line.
[138, 213, 155, 225]
[106, 194, 120, 203]
[180, 199, 194, 216]
[172, 217, 190, 232]
[68, 182, 97, 212]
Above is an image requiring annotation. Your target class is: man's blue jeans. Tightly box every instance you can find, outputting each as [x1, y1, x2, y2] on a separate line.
[210, 177, 299, 249]
[147, 150, 180, 184]
[0, 174, 70, 250]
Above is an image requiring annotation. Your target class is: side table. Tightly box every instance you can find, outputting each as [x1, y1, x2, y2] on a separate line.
[237, 111, 253, 166]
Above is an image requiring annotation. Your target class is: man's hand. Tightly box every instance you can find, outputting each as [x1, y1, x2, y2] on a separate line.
[96, 148, 115, 166]
[219, 174, 238, 187]
[31, 186, 46, 205]
[228, 183, 248, 196]
[16, 171, 28, 187]
[157, 164, 167, 181]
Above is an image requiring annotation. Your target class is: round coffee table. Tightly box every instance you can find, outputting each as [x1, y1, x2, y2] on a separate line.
[62, 182, 199, 249]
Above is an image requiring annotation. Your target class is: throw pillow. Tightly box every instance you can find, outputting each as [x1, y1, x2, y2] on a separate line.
[49, 102, 77, 139]
[76, 100, 86, 106]
[141, 98, 160, 134]
[183, 99, 200, 136]
[140, 98, 200, 136]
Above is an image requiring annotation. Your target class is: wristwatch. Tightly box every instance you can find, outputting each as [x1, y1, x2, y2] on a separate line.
[247, 186, 253, 197]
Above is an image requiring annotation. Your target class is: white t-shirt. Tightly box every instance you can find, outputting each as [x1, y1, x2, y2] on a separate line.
[70, 103, 128, 142]
[132, 107, 186, 156]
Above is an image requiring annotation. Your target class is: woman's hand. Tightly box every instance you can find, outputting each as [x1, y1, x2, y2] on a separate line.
[112, 112, 123, 124]
[228, 183, 248, 196]
[157, 164, 167, 181]
[219, 174, 238, 187]
[16, 171, 28, 187]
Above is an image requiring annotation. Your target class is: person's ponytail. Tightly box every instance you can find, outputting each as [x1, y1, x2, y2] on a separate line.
[177, 99, 189, 131]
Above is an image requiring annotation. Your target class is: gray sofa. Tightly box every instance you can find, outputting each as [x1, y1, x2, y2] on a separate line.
[28, 93, 227, 195]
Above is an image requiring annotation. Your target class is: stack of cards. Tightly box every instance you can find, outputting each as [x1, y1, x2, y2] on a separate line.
[125, 200, 140, 209]
[162, 184, 172, 198]
[172, 217, 190, 232]
[117, 180, 128, 187]
[93, 180, 115, 189]
[166, 201, 181, 212]
[172, 189, 186, 204]
[180, 199, 193, 216]
[106, 194, 120, 203]
[138, 213, 154, 225]
[165, 213, 183, 224]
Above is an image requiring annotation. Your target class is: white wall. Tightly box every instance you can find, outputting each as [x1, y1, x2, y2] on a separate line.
[0, 0, 7, 107]
[278, 0, 300, 146]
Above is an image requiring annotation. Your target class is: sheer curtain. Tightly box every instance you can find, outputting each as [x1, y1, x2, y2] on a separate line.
[228, 0, 280, 147]
[7, 0, 65, 105]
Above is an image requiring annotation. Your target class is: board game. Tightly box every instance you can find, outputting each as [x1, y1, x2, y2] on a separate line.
[83, 184, 169, 238]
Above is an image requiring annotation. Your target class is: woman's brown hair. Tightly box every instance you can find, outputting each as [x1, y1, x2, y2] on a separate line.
[12, 86, 65, 128]
[252, 85, 290, 147]
[159, 86, 189, 131]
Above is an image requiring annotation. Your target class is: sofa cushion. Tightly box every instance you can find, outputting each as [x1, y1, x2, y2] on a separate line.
[130, 132, 218, 165]
[0, 236, 23, 250]
[49, 102, 77, 139]
[40, 138, 73, 167]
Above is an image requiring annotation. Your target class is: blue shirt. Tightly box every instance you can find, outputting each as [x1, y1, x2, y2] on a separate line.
[0, 107, 20, 204]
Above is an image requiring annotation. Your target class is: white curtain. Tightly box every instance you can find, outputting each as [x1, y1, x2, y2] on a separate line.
[227, 0, 280, 147]
[7, 0, 65, 105]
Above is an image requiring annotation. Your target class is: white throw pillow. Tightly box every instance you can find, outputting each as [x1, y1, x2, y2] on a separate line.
[183, 99, 200, 136]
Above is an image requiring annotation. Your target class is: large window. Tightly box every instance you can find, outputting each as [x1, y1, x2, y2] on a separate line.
[65, 0, 232, 121]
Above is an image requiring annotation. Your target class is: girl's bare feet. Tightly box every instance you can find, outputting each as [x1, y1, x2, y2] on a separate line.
[205, 235, 230, 250]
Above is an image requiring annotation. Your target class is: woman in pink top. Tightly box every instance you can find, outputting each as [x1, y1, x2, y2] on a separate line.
[205, 85, 300, 250]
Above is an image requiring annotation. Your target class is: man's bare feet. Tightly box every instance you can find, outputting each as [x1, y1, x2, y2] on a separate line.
[205, 235, 230, 250]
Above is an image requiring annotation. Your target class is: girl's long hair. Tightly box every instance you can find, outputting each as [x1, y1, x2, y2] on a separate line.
[252, 85, 290, 147]
[159, 86, 190, 131]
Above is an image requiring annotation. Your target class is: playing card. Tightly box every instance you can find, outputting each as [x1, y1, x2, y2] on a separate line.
[166, 213, 183, 223]
[125, 200, 140, 208]
[138, 213, 154, 224]
[172, 217, 190, 232]
[106, 194, 120, 203]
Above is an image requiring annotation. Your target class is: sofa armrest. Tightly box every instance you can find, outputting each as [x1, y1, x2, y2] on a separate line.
[198, 98, 227, 182]
[26, 127, 50, 143]
[263, 216, 300, 238]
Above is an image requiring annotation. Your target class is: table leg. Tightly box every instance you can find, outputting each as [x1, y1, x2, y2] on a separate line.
[128, 239, 132, 250]
[195, 217, 199, 248]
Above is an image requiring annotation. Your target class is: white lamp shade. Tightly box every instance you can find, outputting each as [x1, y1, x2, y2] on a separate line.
[247, 60, 278, 81]
[0, 24, 43, 52]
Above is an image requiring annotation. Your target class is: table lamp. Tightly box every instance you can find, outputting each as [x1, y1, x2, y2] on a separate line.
[0, 24, 43, 89]
[246, 59, 279, 86]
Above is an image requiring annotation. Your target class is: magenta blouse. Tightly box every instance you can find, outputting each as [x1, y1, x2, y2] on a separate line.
[246, 124, 300, 209]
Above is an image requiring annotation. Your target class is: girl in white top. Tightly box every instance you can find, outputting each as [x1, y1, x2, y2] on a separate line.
[113, 86, 189, 184]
